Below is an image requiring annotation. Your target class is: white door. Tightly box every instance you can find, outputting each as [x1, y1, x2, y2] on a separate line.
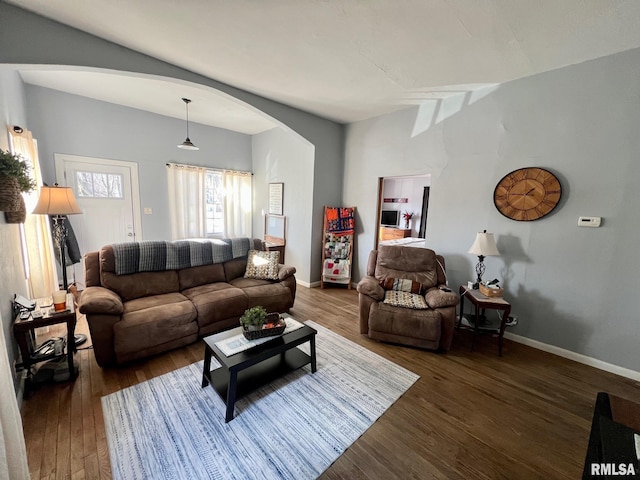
[55, 154, 142, 286]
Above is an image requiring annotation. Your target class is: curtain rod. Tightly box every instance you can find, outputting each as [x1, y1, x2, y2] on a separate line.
[166, 162, 253, 175]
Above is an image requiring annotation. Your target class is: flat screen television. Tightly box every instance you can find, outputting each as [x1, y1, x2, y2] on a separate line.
[380, 210, 399, 226]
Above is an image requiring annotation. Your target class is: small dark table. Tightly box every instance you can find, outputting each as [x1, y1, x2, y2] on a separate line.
[13, 294, 77, 384]
[458, 285, 511, 356]
[201, 317, 317, 422]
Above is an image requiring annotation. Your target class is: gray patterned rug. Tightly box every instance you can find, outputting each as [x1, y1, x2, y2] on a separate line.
[102, 320, 419, 480]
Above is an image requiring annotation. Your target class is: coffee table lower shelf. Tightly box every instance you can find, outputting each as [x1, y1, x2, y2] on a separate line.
[206, 348, 312, 405]
[201, 321, 317, 423]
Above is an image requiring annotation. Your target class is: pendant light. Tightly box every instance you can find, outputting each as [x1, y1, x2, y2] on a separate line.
[177, 97, 199, 150]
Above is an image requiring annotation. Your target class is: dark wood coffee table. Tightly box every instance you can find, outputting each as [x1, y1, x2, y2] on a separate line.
[201, 316, 317, 422]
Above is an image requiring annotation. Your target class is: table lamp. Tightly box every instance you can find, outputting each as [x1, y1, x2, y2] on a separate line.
[468, 230, 500, 289]
[33, 183, 83, 290]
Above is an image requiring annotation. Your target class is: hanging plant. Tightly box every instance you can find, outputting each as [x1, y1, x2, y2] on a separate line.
[0, 149, 36, 192]
[0, 149, 36, 212]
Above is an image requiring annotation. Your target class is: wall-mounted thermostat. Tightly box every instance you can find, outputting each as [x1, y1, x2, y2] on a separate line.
[578, 216, 601, 227]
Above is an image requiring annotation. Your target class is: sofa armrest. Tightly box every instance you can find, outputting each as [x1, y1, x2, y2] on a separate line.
[357, 276, 384, 301]
[78, 286, 124, 315]
[278, 264, 296, 281]
[424, 287, 460, 309]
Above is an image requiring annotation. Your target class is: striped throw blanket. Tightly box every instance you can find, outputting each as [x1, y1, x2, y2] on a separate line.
[112, 238, 251, 275]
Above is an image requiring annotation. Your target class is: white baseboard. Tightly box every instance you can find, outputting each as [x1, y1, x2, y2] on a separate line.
[504, 332, 640, 382]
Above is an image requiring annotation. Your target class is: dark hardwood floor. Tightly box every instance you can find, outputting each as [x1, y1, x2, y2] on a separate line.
[20, 286, 640, 479]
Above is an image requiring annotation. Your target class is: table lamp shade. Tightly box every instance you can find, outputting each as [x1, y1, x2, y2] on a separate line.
[32, 185, 83, 215]
[468, 231, 500, 256]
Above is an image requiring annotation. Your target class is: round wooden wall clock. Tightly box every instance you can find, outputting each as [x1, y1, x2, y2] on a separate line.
[493, 167, 562, 221]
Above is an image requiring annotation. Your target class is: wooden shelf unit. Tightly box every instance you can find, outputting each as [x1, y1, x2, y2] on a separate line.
[321, 206, 356, 289]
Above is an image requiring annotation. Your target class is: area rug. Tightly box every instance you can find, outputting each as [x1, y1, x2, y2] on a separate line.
[102, 320, 419, 480]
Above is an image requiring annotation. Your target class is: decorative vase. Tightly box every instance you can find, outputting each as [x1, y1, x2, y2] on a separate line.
[4, 194, 26, 223]
[0, 176, 21, 212]
[404, 219, 410, 229]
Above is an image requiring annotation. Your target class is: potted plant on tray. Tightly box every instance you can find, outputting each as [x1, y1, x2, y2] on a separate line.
[240, 306, 268, 331]
[0, 149, 36, 212]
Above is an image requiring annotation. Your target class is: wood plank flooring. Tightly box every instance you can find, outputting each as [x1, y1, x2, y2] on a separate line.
[20, 286, 640, 479]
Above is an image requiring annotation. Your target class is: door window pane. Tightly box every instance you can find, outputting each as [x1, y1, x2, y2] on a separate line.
[76, 171, 123, 198]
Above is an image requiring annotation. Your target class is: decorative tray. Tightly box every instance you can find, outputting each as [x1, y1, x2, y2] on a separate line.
[242, 313, 286, 340]
[479, 283, 503, 298]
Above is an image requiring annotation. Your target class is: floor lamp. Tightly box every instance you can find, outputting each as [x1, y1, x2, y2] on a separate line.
[33, 184, 86, 345]
[33, 184, 83, 289]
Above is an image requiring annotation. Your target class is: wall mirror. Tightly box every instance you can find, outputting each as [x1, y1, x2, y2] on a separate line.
[264, 214, 286, 245]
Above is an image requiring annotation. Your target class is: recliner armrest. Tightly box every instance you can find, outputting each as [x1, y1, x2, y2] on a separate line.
[78, 286, 124, 315]
[424, 287, 459, 309]
[278, 264, 296, 281]
[357, 276, 385, 301]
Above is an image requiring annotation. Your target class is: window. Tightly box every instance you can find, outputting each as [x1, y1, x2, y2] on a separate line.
[205, 170, 224, 235]
[167, 162, 252, 240]
[76, 171, 123, 198]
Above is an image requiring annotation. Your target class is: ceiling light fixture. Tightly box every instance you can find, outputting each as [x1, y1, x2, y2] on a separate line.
[177, 97, 199, 151]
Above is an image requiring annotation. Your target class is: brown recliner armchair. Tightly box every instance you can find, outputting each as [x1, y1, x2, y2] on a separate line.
[357, 245, 459, 351]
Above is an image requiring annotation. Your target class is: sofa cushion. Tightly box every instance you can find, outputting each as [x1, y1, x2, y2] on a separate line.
[375, 246, 438, 290]
[182, 283, 248, 329]
[100, 246, 180, 301]
[224, 257, 249, 282]
[113, 292, 198, 357]
[101, 270, 179, 302]
[244, 250, 280, 280]
[424, 288, 460, 309]
[229, 277, 294, 312]
[383, 290, 429, 309]
[380, 277, 423, 294]
[369, 302, 442, 341]
[178, 263, 226, 290]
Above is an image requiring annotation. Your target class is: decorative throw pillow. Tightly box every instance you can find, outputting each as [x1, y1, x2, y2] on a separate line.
[380, 277, 423, 294]
[383, 290, 429, 310]
[244, 250, 280, 280]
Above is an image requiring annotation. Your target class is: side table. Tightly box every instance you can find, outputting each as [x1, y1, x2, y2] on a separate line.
[457, 285, 511, 356]
[13, 294, 78, 384]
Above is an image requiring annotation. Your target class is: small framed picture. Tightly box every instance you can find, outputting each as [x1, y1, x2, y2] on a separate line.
[268, 182, 284, 215]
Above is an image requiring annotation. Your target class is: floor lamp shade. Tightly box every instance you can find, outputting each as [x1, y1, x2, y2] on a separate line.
[32, 184, 82, 291]
[32, 185, 83, 216]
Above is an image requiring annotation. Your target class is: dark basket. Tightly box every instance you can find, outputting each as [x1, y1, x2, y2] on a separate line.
[4, 195, 26, 223]
[242, 313, 285, 340]
[0, 176, 21, 212]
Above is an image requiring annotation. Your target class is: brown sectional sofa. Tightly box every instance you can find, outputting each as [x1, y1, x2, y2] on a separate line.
[78, 239, 296, 367]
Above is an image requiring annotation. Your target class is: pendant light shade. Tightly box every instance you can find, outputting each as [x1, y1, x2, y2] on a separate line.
[177, 97, 199, 151]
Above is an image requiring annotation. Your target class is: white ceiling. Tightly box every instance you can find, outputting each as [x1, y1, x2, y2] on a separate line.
[9, 0, 640, 133]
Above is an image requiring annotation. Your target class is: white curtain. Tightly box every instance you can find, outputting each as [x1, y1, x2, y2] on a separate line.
[223, 170, 252, 238]
[0, 315, 29, 479]
[9, 128, 58, 298]
[167, 163, 206, 240]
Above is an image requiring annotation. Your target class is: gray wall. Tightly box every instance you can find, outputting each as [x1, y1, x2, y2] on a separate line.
[0, 70, 32, 386]
[344, 47, 640, 372]
[25, 85, 253, 241]
[252, 127, 315, 283]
